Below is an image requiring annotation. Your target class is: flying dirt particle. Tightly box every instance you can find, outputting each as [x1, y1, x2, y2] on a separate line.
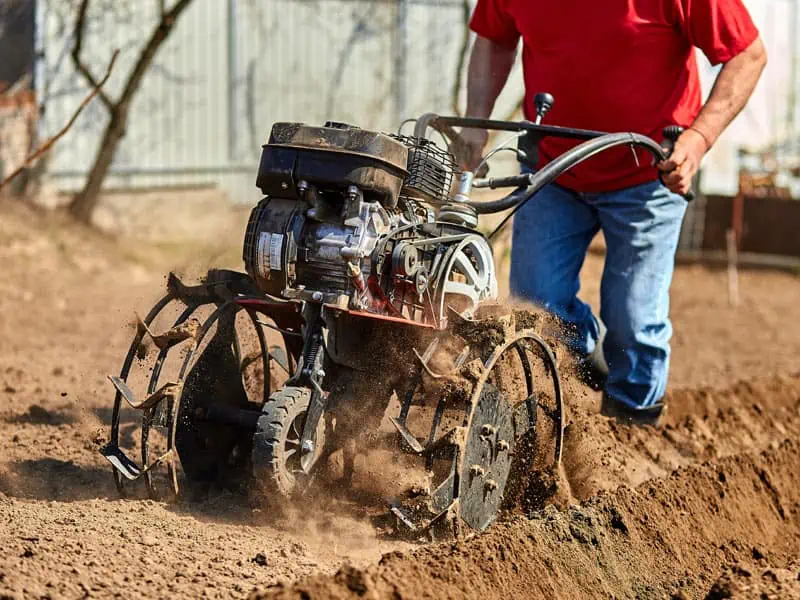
[4, 385, 16, 394]
[60, 392, 67, 397]
[89, 429, 106, 448]
[52, 367, 64, 376]
[251, 553, 268, 567]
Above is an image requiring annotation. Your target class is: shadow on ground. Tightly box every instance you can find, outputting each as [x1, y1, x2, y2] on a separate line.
[0, 458, 117, 502]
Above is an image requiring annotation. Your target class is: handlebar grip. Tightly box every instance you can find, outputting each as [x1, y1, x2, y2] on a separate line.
[473, 173, 533, 190]
[660, 126, 695, 202]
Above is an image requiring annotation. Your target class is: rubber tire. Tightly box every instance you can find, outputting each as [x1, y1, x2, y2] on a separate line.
[251, 386, 324, 499]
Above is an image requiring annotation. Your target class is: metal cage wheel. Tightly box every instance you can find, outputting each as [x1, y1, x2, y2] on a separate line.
[108, 293, 175, 497]
[431, 328, 563, 532]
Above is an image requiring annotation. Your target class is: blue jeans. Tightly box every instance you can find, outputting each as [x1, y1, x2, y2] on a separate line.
[509, 180, 686, 410]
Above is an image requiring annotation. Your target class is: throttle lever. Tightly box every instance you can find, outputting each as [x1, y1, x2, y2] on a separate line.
[660, 126, 696, 202]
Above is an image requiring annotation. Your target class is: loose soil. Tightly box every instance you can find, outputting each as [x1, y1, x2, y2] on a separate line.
[1, 198, 800, 599]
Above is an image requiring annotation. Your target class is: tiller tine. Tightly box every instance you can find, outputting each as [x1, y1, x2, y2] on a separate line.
[445, 305, 473, 325]
[268, 345, 290, 374]
[420, 426, 464, 460]
[390, 506, 418, 531]
[412, 344, 470, 380]
[389, 417, 424, 454]
[135, 314, 201, 350]
[100, 443, 174, 481]
[108, 376, 180, 411]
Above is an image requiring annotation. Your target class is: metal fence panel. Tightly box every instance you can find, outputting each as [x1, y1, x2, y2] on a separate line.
[37, 0, 475, 202]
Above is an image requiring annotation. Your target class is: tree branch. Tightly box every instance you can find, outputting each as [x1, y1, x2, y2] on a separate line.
[0, 50, 120, 192]
[117, 0, 193, 109]
[71, 0, 115, 112]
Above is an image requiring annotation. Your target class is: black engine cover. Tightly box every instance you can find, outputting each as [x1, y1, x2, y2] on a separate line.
[256, 122, 409, 208]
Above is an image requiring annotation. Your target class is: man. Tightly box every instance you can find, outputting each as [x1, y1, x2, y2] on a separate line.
[463, 0, 766, 425]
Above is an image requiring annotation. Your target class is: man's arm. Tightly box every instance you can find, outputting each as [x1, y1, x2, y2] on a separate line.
[461, 36, 517, 169]
[659, 37, 767, 195]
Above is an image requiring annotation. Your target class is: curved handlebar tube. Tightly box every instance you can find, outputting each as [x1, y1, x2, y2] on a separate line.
[467, 132, 680, 214]
[411, 114, 695, 211]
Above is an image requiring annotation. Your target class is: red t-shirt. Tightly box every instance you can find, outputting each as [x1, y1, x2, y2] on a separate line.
[469, 0, 759, 192]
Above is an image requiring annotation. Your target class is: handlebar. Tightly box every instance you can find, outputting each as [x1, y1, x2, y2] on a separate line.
[472, 173, 534, 190]
[468, 132, 683, 214]
[411, 114, 696, 206]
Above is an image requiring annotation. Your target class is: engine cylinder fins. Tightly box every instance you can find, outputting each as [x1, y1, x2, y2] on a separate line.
[251, 386, 327, 500]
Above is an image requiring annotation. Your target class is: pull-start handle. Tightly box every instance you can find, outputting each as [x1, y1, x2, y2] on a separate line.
[660, 126, 696, 202]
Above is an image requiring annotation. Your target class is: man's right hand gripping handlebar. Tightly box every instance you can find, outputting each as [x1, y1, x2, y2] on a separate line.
[659, 126, 697, 202]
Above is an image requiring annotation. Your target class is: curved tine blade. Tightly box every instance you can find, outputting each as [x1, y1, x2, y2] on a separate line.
[389, 417, 424, 454]
[108, 376, 180, 411]
[453, 345, 471, 370]
[268, 345, 290, 374]
[166, 272, 206, 302]
[100, 444, 175, 480]
[136, 314, 201, 351]
[422, 337, 440, 362]
[413, 338, 468, 380]
[421, 426, 465, 459]
[446, 305, 472, 324]
[390, 506, 418, 532]
[413, 347, 445, 380]
[100, 443, 142, 480]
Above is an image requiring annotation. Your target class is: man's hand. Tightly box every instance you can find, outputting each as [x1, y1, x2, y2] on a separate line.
[460, 128, 489, 172]
[657, 37, 766, 197]
[656, 128, 708, 196]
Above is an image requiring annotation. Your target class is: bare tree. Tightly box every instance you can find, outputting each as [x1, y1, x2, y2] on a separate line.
[68, 0, 194, 223]
[0, 50, 118, 193]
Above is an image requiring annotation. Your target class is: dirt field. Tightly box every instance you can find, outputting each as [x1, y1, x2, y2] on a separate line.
[1, 197, 799, 599]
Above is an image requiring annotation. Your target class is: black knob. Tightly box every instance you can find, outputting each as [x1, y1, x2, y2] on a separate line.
[534, 92, 554, 123]
[662, 125, 684, 144]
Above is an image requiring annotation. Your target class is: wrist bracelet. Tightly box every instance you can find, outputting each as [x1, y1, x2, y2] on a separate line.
[688, 126, 713, 151]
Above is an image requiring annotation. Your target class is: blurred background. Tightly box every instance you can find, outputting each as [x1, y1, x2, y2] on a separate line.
[1, 0, 799, 267]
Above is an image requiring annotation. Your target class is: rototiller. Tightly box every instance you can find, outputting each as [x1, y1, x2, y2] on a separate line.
[100, 92, 690, 535]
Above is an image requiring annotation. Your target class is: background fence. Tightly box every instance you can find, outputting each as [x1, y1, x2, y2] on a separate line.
[1, 0, 796, 213]
[34, 0, 525, 202]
